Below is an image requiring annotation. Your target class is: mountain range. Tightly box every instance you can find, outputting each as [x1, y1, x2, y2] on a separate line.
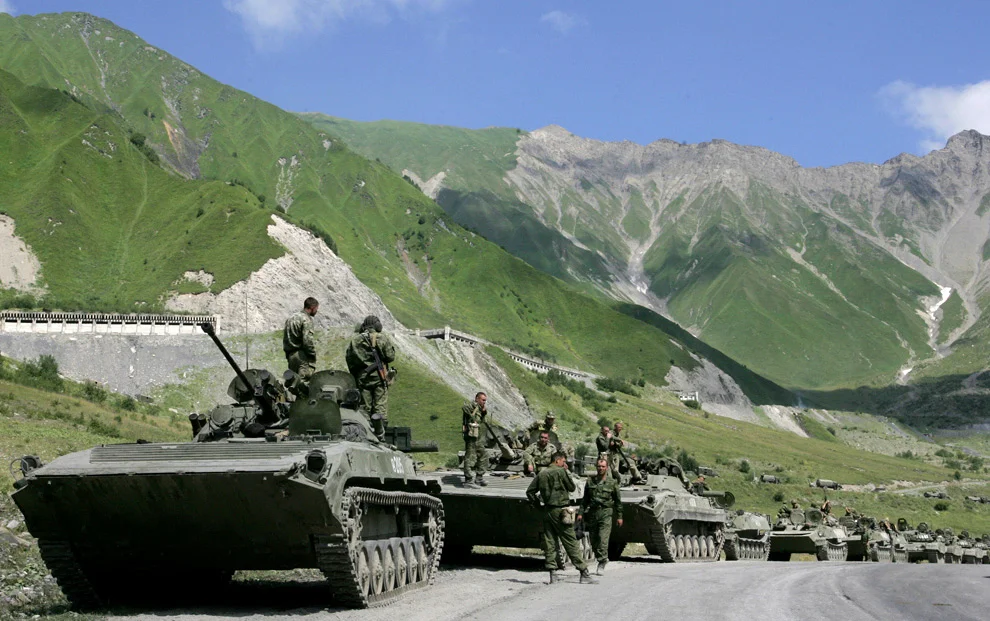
[2, 12, 990, 430]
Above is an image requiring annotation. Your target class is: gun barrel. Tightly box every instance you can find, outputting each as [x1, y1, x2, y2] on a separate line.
[199, 323, 277, 421]
[698, 490, 735, 509]
[404, 441, 439, 453]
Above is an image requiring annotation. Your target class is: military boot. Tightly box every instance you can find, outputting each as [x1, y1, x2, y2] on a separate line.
[596, 560, 607, 575]
[548, 570, 558, 584]
[476, 476, 488, 487]
[579, 568, 598, 584]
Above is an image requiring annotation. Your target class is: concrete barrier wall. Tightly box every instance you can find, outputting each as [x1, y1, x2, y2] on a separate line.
[0, 312, 218, 336]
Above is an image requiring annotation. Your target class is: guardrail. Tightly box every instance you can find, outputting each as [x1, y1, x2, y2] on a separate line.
[0, 311, 218, 336]
[418, 325, 597, 380]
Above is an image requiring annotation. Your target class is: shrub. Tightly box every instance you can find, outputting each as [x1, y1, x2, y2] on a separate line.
[82, 382, 108, 403]
[739, 459, 751, 474]
[677, 449, 699, 474]
[934, 502, 950, 512]
[773, 491, 785, 502]
[15, 355, 64, 393]
[683, 399, 701, 410]
[953, 470, 962, 481]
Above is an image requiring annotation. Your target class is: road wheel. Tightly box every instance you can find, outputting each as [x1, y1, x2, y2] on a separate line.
[382, 545, 396, 593]
[393, 540, 408, 588]
[367, 543, 385, 595]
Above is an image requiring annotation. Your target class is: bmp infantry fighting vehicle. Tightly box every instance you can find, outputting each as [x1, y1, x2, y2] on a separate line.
[768, 506, 856, 561]
[897, 519, 946, 563]
[724, 510, 772, 561]
[419, 424, 593, 564]
[839, 516, 896, 562]
[11, 323, 444, 610]
[606, 457, 733, 562]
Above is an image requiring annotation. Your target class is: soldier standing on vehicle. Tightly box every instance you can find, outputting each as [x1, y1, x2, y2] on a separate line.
[580, 457, 623, 574]
[595, 425, 611, 458]
[524, 431, 557, 476]
[608, 421, 642, 482]
[462, 392, 489, 486]
[526, 451, 597, 585]
[345, 315, 395, 440]
[283, 297, 319, 395]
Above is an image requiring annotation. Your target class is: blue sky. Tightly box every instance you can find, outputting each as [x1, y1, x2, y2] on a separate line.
[5, 0, 990, 168]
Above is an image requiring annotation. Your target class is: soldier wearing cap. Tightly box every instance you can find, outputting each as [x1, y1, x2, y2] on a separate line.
[526, 451, 597, 585]
[580, 456, 623, 574]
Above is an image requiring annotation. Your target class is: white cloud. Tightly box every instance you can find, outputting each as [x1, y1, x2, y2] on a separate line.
[0, 1, 16, 16]
[881, 80, 990, 152]
[540, 10, 585, 34]
[224, 0, 456, 49]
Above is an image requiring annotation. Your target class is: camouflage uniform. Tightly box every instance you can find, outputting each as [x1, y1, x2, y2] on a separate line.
[345, 328, 395, 432]
[595, 431, 610, 458]
[283, 311, 317, 379]
[607, 430, 641, 481]
[582, 471, 622, 563]
[462, 401, 488, 482]
[526, 464, 588, 571]
[524, 441, 557, 473]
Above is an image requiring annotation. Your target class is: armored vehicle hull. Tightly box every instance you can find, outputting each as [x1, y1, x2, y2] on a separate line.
[13, 439, 444, 609]
[839, 517, 895, 562]
[724, 511, 771, 561]
[897, 522, 946, 563]
[420, 469, 593, 563]
[768, 508, 855, 561]
[608, 470, 731, 563]
[12, 325, 445, 610]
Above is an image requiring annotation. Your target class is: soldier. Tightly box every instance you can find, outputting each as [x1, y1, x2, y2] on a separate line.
[692, 474, 709, 494]
[461, 392, 489, 487]
[580, 457, 623, 574]
[526, 451, 596, 584]
[608, 421, 642, 482]
[524, 431, 557, 476]
[283, 297, 319, 395]
[345, 315, 396, 440]
[595, 425, 611, 458]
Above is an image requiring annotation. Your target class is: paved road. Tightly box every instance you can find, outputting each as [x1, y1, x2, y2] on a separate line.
[120, 559, 989, 621]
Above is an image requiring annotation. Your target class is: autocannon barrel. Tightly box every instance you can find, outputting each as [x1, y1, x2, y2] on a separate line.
[405, 441, 440, 453]
[698, 490, 735, 508]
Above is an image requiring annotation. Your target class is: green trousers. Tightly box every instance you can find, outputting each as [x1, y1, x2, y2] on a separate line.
[541, 507, 587, 571]
[463, 438, 487, 479]
[358, 381, 388, 419]
[584, 508, 614, 563]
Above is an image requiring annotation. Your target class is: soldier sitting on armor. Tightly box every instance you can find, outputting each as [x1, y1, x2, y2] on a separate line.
[523, 431, 558, 476]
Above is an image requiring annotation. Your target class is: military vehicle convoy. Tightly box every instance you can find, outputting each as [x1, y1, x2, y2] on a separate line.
[11, 324, 445, 610]
[723, 510, 772, 561]
[768, 506, 856, 561]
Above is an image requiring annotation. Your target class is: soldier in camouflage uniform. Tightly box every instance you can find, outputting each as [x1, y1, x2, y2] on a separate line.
[461, 392, 489, 486]
[523, 431, 557, 476]
[580, 457, 623, 574]
[526, 451, 597, 584]
[595, 425, 611, 458]
[345, 315, 395, 440]
[283, 297, 319, 395]
[607, 421, 642, 482]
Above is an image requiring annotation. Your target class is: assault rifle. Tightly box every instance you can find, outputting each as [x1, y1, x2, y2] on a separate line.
[483, 418, 517, 462]
[364, 333, 396, 385]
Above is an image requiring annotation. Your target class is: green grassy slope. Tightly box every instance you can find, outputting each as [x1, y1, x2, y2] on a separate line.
[0, 68, 281, 309]
[0, 12, 719, 387]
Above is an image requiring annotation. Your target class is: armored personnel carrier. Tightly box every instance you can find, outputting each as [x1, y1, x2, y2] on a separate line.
[418, 425, 593, 564]
[768, 506, 856, 561]
[897, 519, 946, 563]
[839, 516, 895, 562]
[11, 324, 444, 610]
[723, 510, 771, 561]
[606, 457, 732, 562]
